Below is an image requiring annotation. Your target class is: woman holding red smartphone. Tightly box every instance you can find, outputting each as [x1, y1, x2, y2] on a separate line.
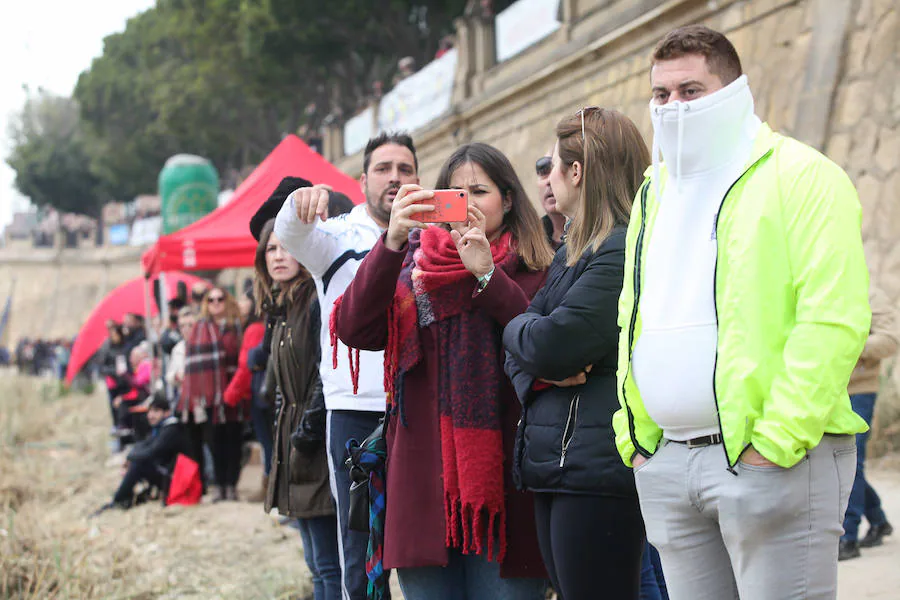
[333, 143, 553, 600]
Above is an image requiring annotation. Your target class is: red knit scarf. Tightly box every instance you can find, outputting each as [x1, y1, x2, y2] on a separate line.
[334, 227, 518, 562]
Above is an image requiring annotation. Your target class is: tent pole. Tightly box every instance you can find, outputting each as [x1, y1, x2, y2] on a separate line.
[143, 276, 154, 392]
[158, 272, 170, 400]
[143, 276, 153, 342]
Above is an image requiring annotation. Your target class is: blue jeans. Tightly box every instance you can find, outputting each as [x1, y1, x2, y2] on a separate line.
[298, 515, 342, 600]
[842, 393, 888, 542]
[327, 409, 384, 600]
[640, 540, 668, 600]
[397, 548, 547, 600]
[250, 402, 274, 477]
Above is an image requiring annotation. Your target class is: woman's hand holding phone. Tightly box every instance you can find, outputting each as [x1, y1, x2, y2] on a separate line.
[385, 184, 435, 252]
[450, 206, 493, 279]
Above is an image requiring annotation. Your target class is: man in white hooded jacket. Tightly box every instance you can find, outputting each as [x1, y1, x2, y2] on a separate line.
[275, 132, 419, 600]
[615, 25, 870, 600]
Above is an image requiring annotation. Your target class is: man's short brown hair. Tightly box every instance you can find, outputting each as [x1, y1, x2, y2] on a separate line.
[652, 25, 743, 85]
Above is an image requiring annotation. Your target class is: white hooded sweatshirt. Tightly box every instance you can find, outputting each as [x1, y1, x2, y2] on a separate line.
[631, 75, 762, 441]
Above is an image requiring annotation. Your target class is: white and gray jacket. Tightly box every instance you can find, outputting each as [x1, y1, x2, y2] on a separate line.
[274, 201, 386, 412]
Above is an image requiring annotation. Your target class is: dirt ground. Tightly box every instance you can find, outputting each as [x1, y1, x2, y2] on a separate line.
[836, 454, 900, 599]
[1, 372, 897, 599]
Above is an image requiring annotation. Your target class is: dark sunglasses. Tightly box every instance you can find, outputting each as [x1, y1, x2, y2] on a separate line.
[535, 156, 552, 177]
[207, 296, 225, 304]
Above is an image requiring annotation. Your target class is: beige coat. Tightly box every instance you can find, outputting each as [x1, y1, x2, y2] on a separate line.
[849, 285, 900, 395]
[166, 339, 186, 389]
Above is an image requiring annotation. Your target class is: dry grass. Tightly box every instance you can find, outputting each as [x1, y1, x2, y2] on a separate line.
[0, 371, 313, 599]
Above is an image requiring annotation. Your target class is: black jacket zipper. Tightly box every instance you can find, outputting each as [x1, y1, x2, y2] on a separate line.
[623, 182, 652, 458]
[713, 149, 774, 474]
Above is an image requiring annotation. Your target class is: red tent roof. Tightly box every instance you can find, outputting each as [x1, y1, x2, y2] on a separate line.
[142, 135, 363, 275]
[65, 272, 209, 384]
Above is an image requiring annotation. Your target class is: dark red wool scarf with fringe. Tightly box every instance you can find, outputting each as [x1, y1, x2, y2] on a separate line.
[331, 227, 517, 562]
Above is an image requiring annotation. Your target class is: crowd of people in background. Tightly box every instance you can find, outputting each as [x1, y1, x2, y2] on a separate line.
[10, 23, 895, 600]
[11, 337, 73, 379]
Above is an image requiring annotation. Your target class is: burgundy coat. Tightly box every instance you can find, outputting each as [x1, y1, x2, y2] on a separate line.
[334, 234, 547, 579]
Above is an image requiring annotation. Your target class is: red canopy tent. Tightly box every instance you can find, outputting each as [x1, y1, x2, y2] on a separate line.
[141, 134, 363, 275]
[65, 272, 209, 384]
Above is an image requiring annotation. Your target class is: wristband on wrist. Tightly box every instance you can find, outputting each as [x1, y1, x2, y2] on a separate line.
[475, 267, 495, 293]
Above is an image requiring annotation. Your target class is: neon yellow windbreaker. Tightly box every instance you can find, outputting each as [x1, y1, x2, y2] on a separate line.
[613, 123, 870, 470]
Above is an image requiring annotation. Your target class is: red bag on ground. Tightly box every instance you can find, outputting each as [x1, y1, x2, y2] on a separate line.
[166, 454, 202, 506]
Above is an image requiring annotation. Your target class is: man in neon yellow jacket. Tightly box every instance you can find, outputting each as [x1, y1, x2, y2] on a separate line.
[612, 25, 870, 600]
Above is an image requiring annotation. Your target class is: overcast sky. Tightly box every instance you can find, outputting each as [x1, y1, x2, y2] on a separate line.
[0, 0, 156, 229]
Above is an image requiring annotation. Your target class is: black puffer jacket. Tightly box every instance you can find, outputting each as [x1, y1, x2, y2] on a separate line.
[503, 227, 635, 498]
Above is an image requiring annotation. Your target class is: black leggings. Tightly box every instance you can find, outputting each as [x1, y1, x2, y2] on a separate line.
[533, 492, 644, 600]
[185, 418, 211, 487]
[212, 422, 244, 488]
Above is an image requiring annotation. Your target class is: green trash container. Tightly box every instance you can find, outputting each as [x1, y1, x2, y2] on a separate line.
[159, 154, 220, 235]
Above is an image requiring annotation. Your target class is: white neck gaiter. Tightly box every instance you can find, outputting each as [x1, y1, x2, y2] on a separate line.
[649, 75, 761, 196]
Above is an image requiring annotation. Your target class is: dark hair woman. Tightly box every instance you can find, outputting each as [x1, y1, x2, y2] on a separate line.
[179, 286, 242, 501]
[98, 322, 131, 436]
[334, 142, 553, 599]
[255, 218, 340, 600]
[503, 107, 651, 600]
[224, 291, 269, 501]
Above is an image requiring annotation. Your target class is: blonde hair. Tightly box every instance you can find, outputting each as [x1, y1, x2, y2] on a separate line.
[200, 286, 241, 325]
[556, 108, 650, 266]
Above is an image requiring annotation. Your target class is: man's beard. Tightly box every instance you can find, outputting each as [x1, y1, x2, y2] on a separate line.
[366, 184, 398, 225]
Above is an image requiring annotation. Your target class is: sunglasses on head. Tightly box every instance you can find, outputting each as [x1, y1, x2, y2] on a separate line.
[535, 156, 552, 177]
[579, 106, 602, 153]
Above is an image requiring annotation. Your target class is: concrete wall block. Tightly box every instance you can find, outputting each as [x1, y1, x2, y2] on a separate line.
[875, 126, 900, 174]
[867, 10, 898, 73]
[826, 132, 853, 168]
[875, 172, 899, 242]
[836, 80, 876, 127]
[849, 118, 880, 171]
[845, 28, 873, 74]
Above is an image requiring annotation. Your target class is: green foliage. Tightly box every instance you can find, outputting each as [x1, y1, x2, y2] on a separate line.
[15, 1, 474, 206]
[5, 91, 103, 217]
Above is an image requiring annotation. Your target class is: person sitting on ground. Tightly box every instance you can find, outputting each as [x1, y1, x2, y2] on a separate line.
[94, 394, 189, 514]
[114, 342, 155, 443]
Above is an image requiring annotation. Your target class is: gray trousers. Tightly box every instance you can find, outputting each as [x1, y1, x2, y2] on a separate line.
[634, 434, 856, 600]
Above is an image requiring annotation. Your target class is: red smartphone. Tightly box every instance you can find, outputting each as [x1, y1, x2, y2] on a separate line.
[413, 189, 469, 223]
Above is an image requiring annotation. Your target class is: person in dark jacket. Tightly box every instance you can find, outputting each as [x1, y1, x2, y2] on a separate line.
[536, 148, 565, 251]
[122, 313, 147, 356]
[334, 143, 554, 600]
[251, 187, 348, 600]
[503, 108, 651, 600]
[95, 394, 189, 513]
[224, 292, 267, 501]
[97, 322, 131, 433]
